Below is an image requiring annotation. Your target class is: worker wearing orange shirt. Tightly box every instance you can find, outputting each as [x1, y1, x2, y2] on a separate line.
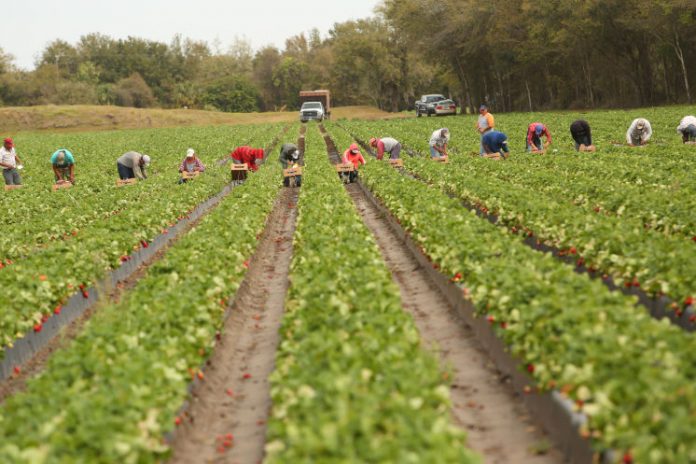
[230, 146, 264, 171]
[476, 105, 495, 155]
[341, 143, 366, 183]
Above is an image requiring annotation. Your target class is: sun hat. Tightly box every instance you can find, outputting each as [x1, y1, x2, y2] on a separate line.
[142, 154, 151, 165]
[186, 148, 195, 158]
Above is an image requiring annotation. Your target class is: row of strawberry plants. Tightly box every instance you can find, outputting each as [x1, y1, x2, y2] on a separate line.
[344, 115, 695, 238]
[354, 157, 696, 463]
[445, 157, 696, 238]
[0, 145, 283, 463]
[0, 124, 282, 257]
[396, 157, 695, 308]
[264, 125, 478, 462]
[0, 124, 286, 354]
[337, 115, 696, 190]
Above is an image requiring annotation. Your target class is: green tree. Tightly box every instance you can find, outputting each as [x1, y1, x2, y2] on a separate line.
[204, 75, 259, 112]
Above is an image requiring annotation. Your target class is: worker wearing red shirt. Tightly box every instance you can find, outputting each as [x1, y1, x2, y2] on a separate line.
[341, 143, 365, 183]
[526, 123, 552, 153]
[230, 146, 264, 171]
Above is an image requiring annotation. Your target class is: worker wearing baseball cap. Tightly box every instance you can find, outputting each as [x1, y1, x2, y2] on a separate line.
[369, 137, 401, 160]
[117, 151, 151, 180]
[178, 148, 206, 184]
[626, 118, 652, 146]
[476, 105, 495, 155]
[526, 123, 552, 153]
[50, 148, 76, 184]
[0, 138, 23, 186]
[341, 143, 366, 183]
[279, 143, 302, 187]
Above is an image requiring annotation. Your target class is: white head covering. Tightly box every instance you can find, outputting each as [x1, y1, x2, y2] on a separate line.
[142, 154, 151, 165]
[186, 148, 195, 158]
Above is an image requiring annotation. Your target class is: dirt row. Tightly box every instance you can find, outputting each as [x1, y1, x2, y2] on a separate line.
[319, 126, 563, 463]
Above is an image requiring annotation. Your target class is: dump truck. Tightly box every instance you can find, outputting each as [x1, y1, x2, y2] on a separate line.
[299, 90, 331, 122]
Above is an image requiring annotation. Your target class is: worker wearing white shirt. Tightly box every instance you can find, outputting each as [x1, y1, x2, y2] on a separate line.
[429, 128, 450, 158]
[0, 138, 23, 186]
[626, 119, 652, 146]
[677, 116, 696, 143]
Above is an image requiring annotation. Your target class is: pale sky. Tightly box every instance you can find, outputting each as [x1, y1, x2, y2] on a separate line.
[4, 0, 381, 70]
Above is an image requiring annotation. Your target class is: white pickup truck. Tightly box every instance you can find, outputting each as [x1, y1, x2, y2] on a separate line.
[299, 101, 325, 122]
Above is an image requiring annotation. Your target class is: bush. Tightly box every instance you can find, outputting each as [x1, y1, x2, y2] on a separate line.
[203, 75, 259, 112]
[112, 73, 156, 108]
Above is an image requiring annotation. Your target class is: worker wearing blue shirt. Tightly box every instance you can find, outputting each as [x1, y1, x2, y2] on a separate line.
[481, 131, 510, 159]
[50, 149, 76, 184]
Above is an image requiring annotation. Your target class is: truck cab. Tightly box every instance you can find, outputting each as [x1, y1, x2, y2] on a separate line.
[299, 90, 331, 122]
[300, 101, 325, 122]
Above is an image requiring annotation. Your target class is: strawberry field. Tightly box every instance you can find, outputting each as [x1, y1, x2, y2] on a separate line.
[0, 106, 694, 463]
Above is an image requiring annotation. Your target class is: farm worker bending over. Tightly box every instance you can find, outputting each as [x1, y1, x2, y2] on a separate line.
[230, 146, 264, 172]
[429, 128, 450, 158]
[50, 149, 75, 184]
[342, 143, 366, 183]
[0, 138, 23, 186]
[481, 131, 510, 159]
[178, 148, 205, 184]
[626, 118, 652, 146]
[117, 151, 151, 180]
[677, 115, 696, 143]
[526, 123, 552, 152]
[570, 120, 595, 152]
[279, 143, 302, 187]
[369, 137, 401, 160]
[476, 105, 495, 154]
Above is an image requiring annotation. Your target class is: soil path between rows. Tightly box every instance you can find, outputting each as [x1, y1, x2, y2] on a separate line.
[345, 182, 564, 463]
[168, 186, 298, 464]
[317, 123, 564, 463]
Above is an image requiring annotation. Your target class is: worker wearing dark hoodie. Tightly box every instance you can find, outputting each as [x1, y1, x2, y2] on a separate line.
[341, 143, 366, 183]
[279, 143, 302, 187]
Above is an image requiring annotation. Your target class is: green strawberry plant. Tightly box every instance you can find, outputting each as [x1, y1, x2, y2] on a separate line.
[265, 125, 479, 463]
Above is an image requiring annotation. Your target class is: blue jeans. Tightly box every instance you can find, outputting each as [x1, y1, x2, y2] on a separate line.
[430, 146, 444, 158]
[526, 137, 543, 152]
[574, 135, 592, 151]
[117, 162, 135, 180]
[683, 124, 696, 141]
[2, 168, 21, 185]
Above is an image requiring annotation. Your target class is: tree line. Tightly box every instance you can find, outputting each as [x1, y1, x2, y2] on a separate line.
[1, 0, 695, 113]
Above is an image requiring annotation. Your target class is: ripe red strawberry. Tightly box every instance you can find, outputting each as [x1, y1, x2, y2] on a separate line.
[526, 363, 535, 373]
[78, 284, 85, 290]
[54, 306, 62, 315]
[197, 371, 204, 380]
[576, 257, 585, 267]
[216, 445, 226, 454]
[141, 240, 149, 248]
[13, 366, 20, 375]
[685, 296, 695, 307]
[243, 373, 252, 379]
[225, 433, 233, 441]
[569, 247, 577, 255]
[175, 417, 182, 426]
[81, 290, 89, 299]
[243, 260, 249, 269]
[451, 272, 463, 282]
[689, 315, 695, 323]
[487, 315, 495, 324]
[33, 323, 42, 333]
[622, 452, 633, 464]
[0, 262, 4, 269]
[226, 388, 234, 397]
[41, 314, 49, 323]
